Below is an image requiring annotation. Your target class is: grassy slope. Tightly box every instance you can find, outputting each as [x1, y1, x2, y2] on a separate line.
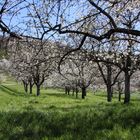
[0, 80, 140, 140]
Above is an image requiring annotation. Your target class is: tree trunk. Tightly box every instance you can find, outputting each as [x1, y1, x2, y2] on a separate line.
[23, 82, 28, 93]
[82, 87, 86, 99]
[29, 82, 33, 94]
[65, 87, 67, 94]
[124, 71, 130, 104]
[111, 87, 113, 97]
[72, 88, 74, 96]
[25, 84, 28, 93]
[36, 84, 40, 96]
[76, 87, 78, 98]
[107, 64, 112, 102]
[68, 89, 70, 95]
[76, 92, 78, 98]
[107, 84, 112, 102]
[119, 92, 121, 101]
[118, 82, 122, 102]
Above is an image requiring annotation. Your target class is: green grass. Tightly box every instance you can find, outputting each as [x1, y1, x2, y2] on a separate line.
[0, 80, 140, 139]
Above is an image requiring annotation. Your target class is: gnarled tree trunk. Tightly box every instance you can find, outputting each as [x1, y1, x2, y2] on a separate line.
[29, 82, 33, 94]
[124, 71, 130, 104]
[107, 84, 112, 102]
[23, 80, 28, 93]
[36, 84, 40, 96]
[107, 64, 112, 102]
[82, 87, 86, 99]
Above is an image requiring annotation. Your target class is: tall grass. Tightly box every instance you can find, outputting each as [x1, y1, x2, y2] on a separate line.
[0, 82, 140, 139]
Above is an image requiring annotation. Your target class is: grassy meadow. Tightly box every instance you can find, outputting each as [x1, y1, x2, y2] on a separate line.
[0, 79, 140, 139]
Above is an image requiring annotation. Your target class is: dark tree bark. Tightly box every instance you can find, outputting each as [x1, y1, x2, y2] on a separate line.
[117, 81, 123, 102]
[36, 84, 40, 96]
[25, 84, 28, 93]
[67, 88, 70, 95]
[106, 64, 112, 102]
[65, 86, 70, 95]
[124, 71, 130, 104]
[97, 62, 122, 102]
[33, 72, 45, 96]
[107, 84, 112, 102]
[65, 86, 67, 94]
[124, 49, 132, 104]
[119, 92, 121, 101]
[72, 88, 75, 96]
[76, 86, 79, 98]
[97, 62, 112, 102]
[82, 87, 86, 99]
[23, 80, 28, 93]
[30, 84, 32, 94]
[29, 82, 34, 94]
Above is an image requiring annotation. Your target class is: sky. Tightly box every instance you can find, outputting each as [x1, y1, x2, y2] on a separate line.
[1, 0, 140, 40]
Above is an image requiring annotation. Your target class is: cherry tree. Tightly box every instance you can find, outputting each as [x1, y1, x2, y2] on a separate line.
[59, 50, 99, 99]
[9, 37, 59, 96]
[49, 0, 140, 39]
[87, 33, 140, 103]
[0, 0, 29, 38]
[9, 39, 33, 93]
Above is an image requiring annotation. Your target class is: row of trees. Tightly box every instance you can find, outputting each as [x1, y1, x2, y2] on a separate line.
[9, 37, 60, 96]
[7, 37, 98, 99]
[0, 0, 140, 104]
[6, 35, 140, 104]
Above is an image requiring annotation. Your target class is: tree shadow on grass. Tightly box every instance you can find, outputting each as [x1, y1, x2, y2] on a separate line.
[0, 85, 28, 97]
[0, 110, 67, 140]
[46, 92, 83, 100]
[1, 105, 140, 140]
[0, 109, 94, 140]
[47, 92, 74, 98]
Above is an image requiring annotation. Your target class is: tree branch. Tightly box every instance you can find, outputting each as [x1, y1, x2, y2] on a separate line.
[58, 35, 87, 73]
